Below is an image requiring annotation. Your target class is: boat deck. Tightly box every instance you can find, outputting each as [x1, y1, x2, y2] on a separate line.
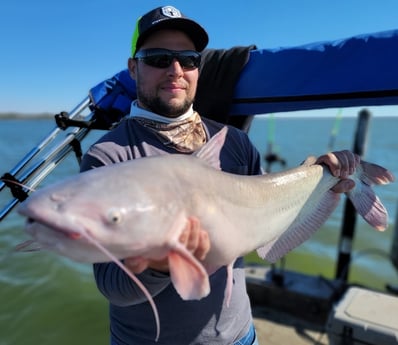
[253, 306, 328, 344]
[246, 265, 341, 345]
[246, 265, 398, 345]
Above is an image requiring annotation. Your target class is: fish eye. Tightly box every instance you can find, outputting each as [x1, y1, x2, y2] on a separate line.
[106, 208, 124, 225]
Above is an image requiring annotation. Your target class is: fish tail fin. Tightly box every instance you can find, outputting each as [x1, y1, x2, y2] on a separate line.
[359, 160, 395, 186]
[258, 190, 340, 263]
[257, 161, 394, 263]
[348, 161, 395, 231]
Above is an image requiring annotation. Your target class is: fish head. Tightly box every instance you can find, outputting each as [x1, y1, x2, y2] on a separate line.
[17, 126, 230, 263]
[17, 164, 182, 262]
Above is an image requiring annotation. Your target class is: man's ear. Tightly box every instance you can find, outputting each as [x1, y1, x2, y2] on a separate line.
[127, 57, 137, 80]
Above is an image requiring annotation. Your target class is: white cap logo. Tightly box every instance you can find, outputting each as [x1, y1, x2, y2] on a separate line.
[161, 6, 182, 18]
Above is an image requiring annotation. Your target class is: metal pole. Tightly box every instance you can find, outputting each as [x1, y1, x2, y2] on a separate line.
[391, 203, 398, 271]
[0, 125, 91, 222]
[335, 108, 371, 281]
[0, 97, 92, 221]
[0, 96, 90, 193]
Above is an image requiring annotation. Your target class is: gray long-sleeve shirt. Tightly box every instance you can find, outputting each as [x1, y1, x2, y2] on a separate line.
[80, 116, 262, 345]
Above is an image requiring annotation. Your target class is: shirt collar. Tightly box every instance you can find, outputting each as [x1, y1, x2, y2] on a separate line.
[129, 100, 194, 124]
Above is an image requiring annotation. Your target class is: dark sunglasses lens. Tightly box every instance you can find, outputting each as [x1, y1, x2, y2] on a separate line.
[144, 55, 173, 68]
[176, 55, 200, 68]
[140, 52, 200, 69]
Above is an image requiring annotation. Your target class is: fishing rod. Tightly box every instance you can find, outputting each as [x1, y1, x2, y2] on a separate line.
[335, 109, 371, 282]
[328, 109, 343, 150]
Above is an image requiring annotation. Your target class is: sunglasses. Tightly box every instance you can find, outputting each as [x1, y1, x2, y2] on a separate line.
[134, 48, 201, 70]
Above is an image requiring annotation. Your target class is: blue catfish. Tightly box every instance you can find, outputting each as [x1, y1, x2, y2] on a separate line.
[17, 126, 394, 340]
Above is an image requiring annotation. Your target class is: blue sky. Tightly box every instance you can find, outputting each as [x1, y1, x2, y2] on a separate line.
[1, 0, 398, 116]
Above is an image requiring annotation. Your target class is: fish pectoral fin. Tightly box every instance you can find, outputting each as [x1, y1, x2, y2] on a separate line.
[168, 245, 210, 301]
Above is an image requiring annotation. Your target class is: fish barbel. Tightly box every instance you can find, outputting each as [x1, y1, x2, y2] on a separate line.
[16, 126, 394, 341]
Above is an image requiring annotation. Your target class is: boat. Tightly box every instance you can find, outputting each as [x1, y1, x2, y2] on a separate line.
[1, 28, 398, 344]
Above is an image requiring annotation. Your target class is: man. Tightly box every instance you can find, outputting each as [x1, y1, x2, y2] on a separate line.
[80, 6, 358, 345]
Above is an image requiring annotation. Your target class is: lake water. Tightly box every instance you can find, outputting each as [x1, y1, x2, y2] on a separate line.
[0, 114, 397, 344]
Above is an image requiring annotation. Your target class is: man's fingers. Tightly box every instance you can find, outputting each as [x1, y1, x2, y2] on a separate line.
[186, 217, 200, 252]
[331, 179, 355, 193]
[179, 217, 210, 261]
[179, 217, 200, 250]
[193, 231, 210, 260]
[331, 150, 358, 177]
[316, 150, 360, 178]
[125, 257, 149, 274]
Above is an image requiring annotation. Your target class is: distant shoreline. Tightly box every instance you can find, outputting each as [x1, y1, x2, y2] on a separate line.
[0, 112, 53, 119]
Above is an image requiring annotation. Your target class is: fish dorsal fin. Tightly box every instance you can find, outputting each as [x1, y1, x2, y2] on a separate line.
[194, 126, 228, 170]
[168, 243, 210, 300]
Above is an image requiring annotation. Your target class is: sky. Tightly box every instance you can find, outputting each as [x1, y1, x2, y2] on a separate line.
[1, 0, 398, 116]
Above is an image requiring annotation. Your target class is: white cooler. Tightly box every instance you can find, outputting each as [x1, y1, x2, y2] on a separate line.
[327, 287, 398, 345]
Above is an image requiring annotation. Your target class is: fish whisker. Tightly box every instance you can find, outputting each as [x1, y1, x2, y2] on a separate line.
[1, 177, 36, 193]
[14, 239, 42, 252]
[78, 229, 160, 342]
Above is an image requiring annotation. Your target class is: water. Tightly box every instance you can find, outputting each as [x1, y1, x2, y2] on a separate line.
[0, 115, 397, 344]
[247, 115, 398, 284]
[0, 119, 108, 345]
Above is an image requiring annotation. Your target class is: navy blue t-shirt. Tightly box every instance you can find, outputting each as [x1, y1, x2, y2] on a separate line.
[80, 116, 262, 345]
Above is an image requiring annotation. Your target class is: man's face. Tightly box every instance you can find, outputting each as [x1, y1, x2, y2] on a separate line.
[128, 29, 199, 118]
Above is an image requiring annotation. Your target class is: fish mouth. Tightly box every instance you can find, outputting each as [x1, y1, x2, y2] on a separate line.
[18, 202, 82, 240]
[25, 217, 82, 240]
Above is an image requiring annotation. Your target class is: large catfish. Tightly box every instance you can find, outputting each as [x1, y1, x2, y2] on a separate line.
[17, 126, 394, 340]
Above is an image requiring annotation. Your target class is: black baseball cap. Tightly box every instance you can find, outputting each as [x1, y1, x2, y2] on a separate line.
[131, 6, 209, 56]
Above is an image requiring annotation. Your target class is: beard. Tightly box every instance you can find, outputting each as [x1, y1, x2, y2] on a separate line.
[134, 64, 196, 117]
[137, 90, 193, 118]
[136, 87, 194, 118]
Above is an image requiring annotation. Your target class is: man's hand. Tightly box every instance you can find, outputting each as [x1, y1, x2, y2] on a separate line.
[315, 150, 361, 193]
[125, 216, 210, 274]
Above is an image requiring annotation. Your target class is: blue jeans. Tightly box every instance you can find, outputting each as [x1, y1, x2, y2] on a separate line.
[234, 324, 258, 345]
[111, 324, 258, 345]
